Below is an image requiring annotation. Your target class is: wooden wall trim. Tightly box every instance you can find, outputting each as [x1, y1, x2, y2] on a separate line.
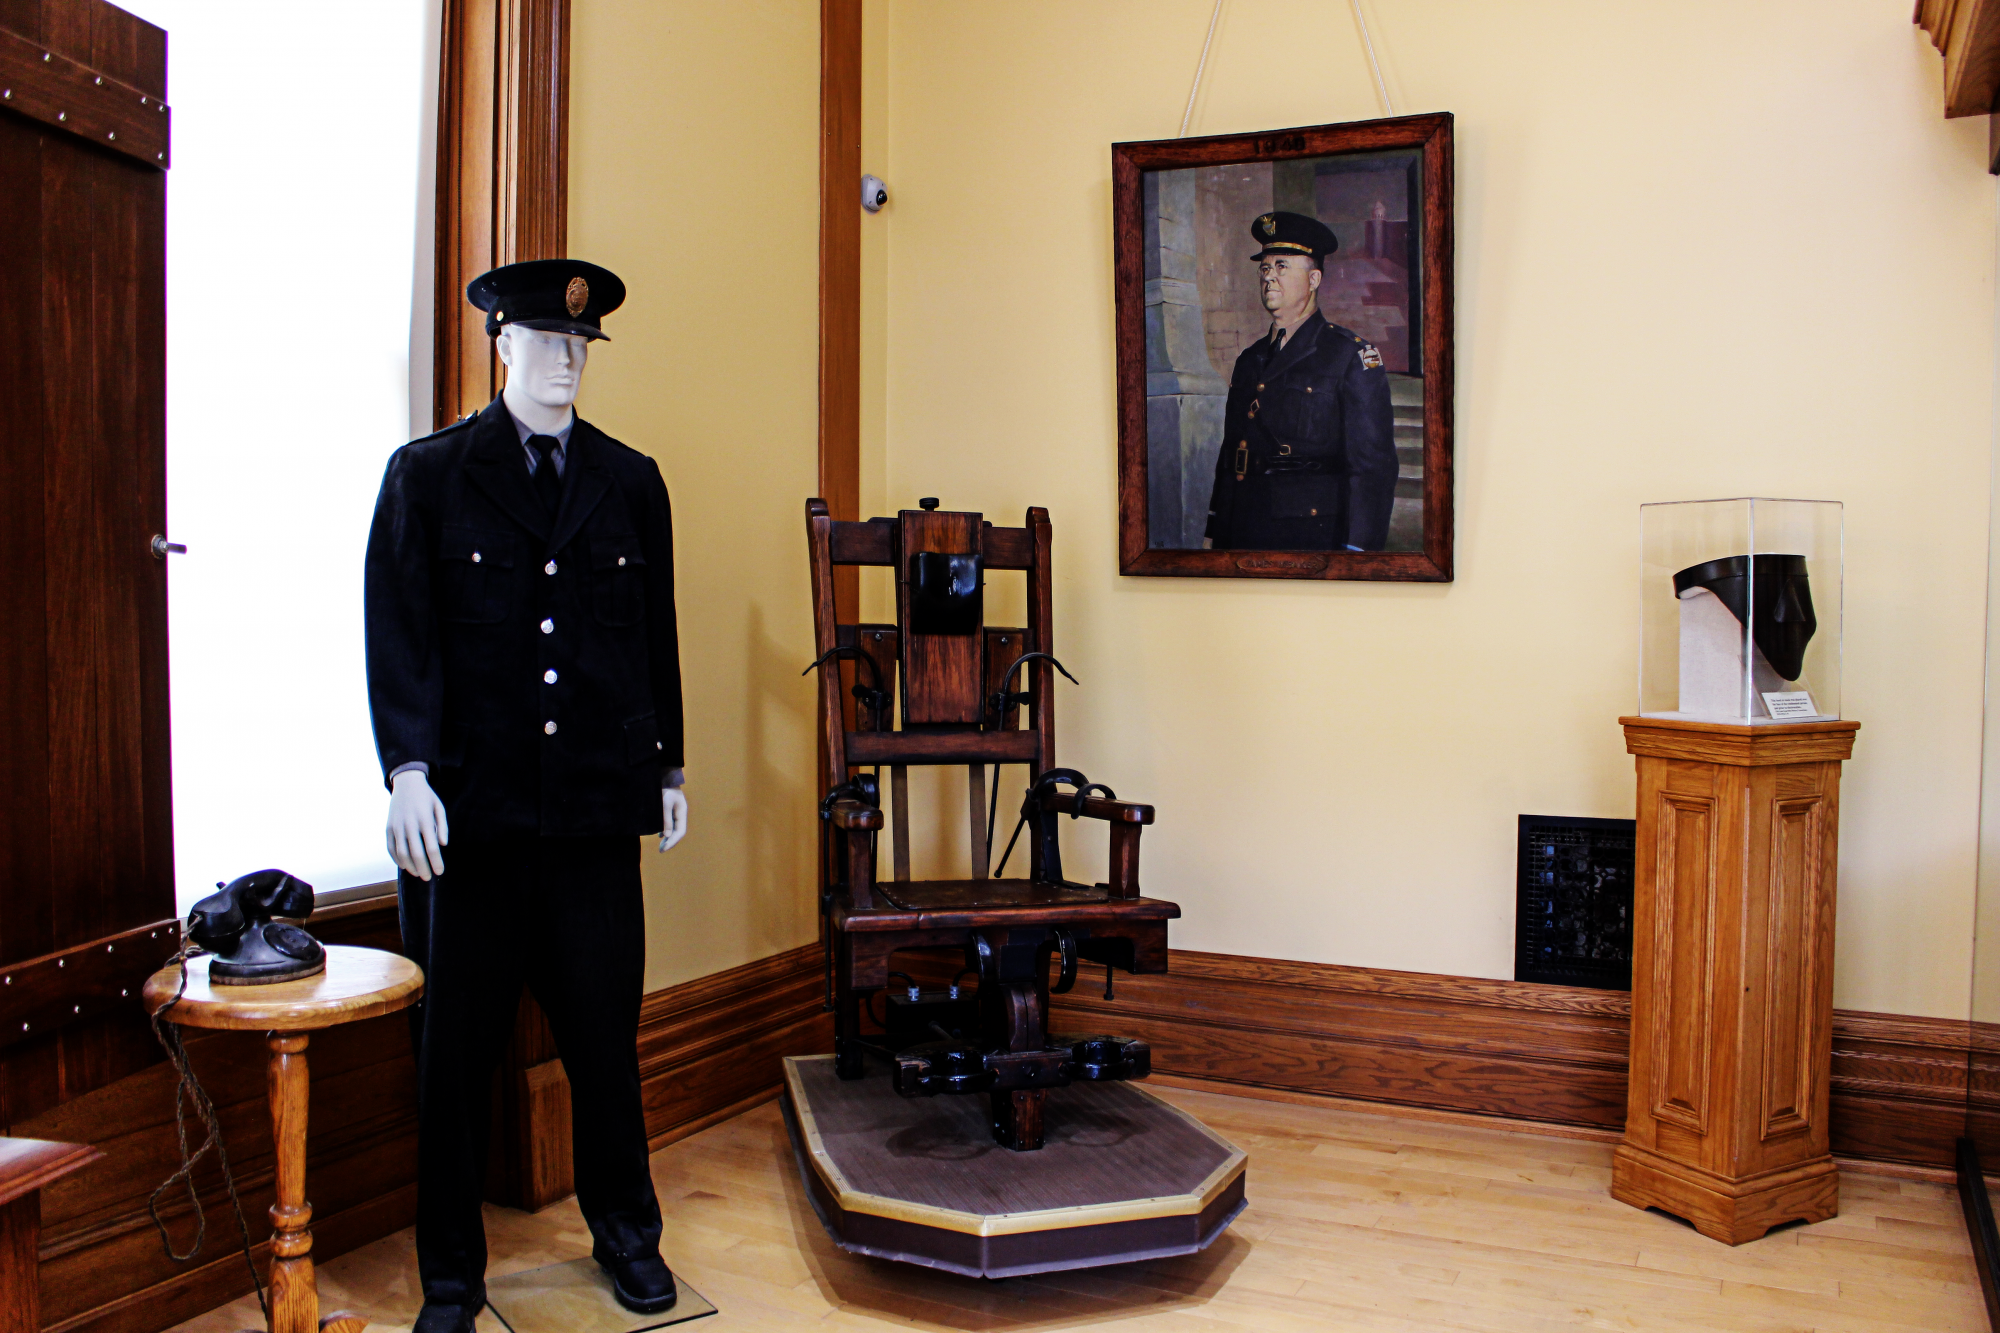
[432, 0, 572, 429]
[32, 922, 1969, 1332]
[816, 0, 863, 713]
[1917, 0, 2000, 120]
[637, 943, 833, 1151]
[492, 939, 833, 1211]
[817, 0, 861, 527]
[898, 946, 1975, 1174]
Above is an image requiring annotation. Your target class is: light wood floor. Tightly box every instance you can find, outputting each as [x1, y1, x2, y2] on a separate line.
[171, 1086, 1990, 1332]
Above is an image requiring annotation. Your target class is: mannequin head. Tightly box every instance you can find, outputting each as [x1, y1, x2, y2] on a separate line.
[497, 325, 588, 430]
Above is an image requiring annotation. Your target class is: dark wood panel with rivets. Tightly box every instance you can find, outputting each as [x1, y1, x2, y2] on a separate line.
[0, 24, 169, 168]
[0, 0, 170, 981]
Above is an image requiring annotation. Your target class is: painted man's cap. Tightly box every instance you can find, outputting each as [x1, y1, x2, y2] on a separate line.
[467, 259, 626, 341]
[1249, 211, 1339, 262]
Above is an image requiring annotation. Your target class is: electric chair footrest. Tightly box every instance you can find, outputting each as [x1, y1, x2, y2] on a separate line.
[894, 1035, 1150, 1098]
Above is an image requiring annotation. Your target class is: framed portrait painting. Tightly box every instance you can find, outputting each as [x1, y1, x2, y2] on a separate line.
[1113, 113, 1454, 581]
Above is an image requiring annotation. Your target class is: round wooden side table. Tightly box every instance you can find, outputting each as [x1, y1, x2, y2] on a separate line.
[143, 944, 424, 1333]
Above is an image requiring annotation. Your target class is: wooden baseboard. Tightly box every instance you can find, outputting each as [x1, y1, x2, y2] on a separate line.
[636, 942, 835, 1146]
[505, 942, 835, 1198]
[45, 1183, 419, 1333]
[1144, 1071, 1626, 1144]
[899, 945, 1974, 1174]
[34, 920, 1968, 1332]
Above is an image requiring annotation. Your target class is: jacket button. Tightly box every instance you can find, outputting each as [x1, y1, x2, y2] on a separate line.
[544, 560, 557, 575]
[1256, 383, 1264, 391]
[544, 669, 557, 684]
[617, 556, 627, 566]
[540, 618, 554, 634]
[655, 741, 662, 749]
[544, 721, 557, 735]
[471, 552, 482, 563]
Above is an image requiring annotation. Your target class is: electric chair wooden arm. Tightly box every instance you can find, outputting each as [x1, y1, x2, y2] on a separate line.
[806, 497, 1179, 1151]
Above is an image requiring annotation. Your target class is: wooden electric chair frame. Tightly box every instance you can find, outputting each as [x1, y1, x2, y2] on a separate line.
[804, 499, 1179, 1150]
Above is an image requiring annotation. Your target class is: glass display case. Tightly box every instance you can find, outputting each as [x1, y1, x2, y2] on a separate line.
[1639, 498, 1841, 724]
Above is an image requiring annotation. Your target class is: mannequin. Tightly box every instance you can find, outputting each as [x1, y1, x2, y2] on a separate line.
[365, 258, 688, 1332]
[384, 324, 687, 880]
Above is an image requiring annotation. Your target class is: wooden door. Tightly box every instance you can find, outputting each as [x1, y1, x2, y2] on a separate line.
[0, 0, 173, 1110]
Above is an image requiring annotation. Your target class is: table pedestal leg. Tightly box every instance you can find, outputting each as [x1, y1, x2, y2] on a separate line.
[266, 1032, 316, 1333]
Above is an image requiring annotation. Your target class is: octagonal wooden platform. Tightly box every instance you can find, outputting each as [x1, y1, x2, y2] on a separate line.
[780, 1053, 1246, 1278]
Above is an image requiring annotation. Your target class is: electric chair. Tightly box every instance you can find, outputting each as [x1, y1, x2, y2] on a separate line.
[783, 498, 1241, 1279]
[803, 497, 1178, 1152]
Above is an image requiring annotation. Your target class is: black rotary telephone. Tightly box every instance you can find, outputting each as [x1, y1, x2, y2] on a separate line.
[186, 869, 326, 985]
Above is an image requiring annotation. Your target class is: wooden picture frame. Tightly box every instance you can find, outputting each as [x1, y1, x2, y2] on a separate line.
[1114, 113, 1454, 581]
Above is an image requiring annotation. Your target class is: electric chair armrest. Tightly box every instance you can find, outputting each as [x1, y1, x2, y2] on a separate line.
[827, 799, 880, 910]
[828, 799, 884, 831]
[1037, 790, 1152, 899]
[1037, 791, 1154, 825]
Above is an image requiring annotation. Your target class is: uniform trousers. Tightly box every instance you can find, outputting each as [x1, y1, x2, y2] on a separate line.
[398, 834, 662, 1307]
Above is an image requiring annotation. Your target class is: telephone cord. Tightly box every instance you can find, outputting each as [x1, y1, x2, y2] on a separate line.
[146, 943, 268, 1321]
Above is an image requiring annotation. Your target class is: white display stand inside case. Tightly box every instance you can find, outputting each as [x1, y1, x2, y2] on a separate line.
[1639, 499, 1841, 724]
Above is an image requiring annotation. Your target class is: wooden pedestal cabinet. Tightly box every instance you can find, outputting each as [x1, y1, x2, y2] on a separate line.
[1611, 717, 1859, 1245]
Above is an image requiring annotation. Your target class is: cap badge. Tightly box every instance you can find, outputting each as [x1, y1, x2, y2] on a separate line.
[565, 276, 589, 317]
[1258, 214, 1277, 238]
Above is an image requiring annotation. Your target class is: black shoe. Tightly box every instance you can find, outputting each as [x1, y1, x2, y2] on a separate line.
[413, 1302, 480, 1333]
[596, 1251, 678, 1314]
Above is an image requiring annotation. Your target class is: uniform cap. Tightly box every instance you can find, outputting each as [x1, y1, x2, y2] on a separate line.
[1249, 211, 1339, 262]
[467, 259, 626, 341]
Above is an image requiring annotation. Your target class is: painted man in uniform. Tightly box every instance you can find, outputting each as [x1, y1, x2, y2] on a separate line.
[365, 260, 686, 1333]
[1204, 211, 1398, 552]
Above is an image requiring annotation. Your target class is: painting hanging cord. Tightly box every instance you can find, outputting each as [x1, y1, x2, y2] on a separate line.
[1180, 1, 1396, 138]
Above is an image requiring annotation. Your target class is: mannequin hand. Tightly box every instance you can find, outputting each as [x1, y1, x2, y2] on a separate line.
[659, 786, 688, 852]
[387, 770, 449, 880]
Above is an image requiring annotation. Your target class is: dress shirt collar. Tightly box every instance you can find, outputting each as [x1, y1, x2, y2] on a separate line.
[507, 405, 574, 477]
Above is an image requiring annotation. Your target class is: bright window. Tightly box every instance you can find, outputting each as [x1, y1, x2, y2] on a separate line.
[121, 0, 434, 909]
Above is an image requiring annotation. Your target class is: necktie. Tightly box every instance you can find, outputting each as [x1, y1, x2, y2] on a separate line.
[527, 434, 562, 514]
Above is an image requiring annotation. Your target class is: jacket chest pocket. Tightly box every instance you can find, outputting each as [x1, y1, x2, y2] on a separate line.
[438, 527, 514, 624]
[591, 536, 646, 627]
[1262, 375, 1340, 444]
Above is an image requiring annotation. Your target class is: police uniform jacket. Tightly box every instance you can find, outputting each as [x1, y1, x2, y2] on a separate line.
[365, 395, 684, 839]
[1204, 311, 1398, 551]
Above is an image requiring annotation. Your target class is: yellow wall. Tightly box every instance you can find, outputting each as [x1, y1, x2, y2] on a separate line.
[569, 1, 822, 991]
[865, 1, 1997, 1016]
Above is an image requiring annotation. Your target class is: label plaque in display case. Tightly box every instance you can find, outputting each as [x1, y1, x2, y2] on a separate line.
[1514, 814, 1635, 991]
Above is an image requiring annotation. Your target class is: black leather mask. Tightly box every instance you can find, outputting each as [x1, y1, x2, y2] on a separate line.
[1672, 554, 1816, 683]
[908, 552, 983, 636]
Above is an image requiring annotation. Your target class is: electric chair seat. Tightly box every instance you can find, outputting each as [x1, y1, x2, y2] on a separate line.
[805, 497, 1180, 1153]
